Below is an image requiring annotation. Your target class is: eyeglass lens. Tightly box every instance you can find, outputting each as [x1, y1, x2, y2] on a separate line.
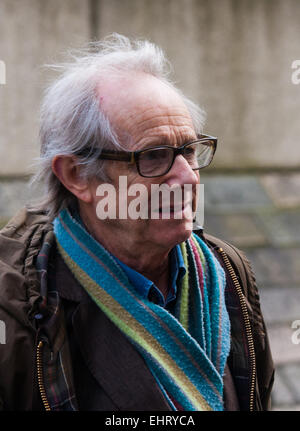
[138, 141, 214, 177]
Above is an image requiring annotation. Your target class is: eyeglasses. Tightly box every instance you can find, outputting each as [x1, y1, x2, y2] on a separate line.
[79, 134, 217, 178]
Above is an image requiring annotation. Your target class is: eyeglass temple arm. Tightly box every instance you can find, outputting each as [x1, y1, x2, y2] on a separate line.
[77, 148, 135, 163]
[99, 151, 135, 163]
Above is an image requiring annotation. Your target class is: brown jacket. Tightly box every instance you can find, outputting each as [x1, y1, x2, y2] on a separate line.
[0, 207, 274, 411]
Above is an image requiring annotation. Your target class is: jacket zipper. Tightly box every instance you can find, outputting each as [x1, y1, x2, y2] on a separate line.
[36, 340, 51, 411]
[217, 247, 256, 411]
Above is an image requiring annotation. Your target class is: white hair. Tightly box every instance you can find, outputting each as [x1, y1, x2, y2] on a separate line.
[31, 33, 206, 218]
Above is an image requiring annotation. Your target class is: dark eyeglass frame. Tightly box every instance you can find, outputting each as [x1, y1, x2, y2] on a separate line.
[78, 134, 217, 178]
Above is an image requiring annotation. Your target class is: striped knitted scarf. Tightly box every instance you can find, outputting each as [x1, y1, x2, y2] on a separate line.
[53, 208, 230, 411]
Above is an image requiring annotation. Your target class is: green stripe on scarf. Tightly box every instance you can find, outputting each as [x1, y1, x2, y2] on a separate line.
[54, 209, 230, 411]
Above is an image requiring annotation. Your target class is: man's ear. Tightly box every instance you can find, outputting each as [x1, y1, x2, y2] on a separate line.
[51, 155, 93, 203]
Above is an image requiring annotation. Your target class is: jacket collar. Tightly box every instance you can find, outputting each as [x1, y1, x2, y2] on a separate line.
[72, 299, 172, 410]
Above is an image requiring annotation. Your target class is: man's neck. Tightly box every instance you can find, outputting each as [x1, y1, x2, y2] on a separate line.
[80, 210, 172, 297]
[104, 236, 171, 295]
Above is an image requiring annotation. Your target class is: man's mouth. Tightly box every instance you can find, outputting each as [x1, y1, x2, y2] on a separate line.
[155, 202, 193, 218]
[158, 204, 184, 213]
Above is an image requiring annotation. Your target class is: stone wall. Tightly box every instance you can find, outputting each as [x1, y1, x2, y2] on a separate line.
[97, 0, 300, 170]
[0, 0, 91, 176]
[1, 0, 300, 176]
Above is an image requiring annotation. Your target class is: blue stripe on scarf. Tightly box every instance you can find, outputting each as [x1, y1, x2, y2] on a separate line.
[193, 235, 230, 374]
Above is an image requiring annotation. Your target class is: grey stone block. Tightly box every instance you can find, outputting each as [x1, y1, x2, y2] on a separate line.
[263, 323, 300, 364]
[257, 209, 300, 247]
[245, 247, 300, 287]
[260, 288, 300, 325]
[204, 212, 267, 248]
[281, 363, 300, 403]
[0, 179, 43, 220]
[272, 405, 300, 411]
[261, 174, 300, 209]
[201, 175, 273, 213]
[271, 367, 295, 407]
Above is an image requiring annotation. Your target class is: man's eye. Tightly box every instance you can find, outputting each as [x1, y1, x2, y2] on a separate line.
[184, 146, 196, 156]
[143, 151, 160, 160]
[142, 149, 169, 161]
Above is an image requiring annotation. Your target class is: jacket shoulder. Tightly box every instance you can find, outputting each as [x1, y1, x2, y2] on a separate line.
[0, 207, 51, 239]
[203, 232, 253, 298]
[202, 231, 267, 348]
[0, 206, 53, 268]
[0, 207, 54, 326]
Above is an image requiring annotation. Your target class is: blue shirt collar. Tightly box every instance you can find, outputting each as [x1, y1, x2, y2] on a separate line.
[114, 244, 186, 307]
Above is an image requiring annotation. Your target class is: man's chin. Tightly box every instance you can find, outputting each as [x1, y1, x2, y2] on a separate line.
[150, 218, 193, 247]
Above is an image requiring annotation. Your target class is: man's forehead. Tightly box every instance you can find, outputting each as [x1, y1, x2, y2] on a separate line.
[95, 72, 194, 142]
[96, 72, 187, 115]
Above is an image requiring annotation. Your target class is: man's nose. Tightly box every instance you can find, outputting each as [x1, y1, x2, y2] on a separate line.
[165, 154, 199, 186]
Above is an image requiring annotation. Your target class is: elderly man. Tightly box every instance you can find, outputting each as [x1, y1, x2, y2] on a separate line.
[0, 34, 273, 411]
